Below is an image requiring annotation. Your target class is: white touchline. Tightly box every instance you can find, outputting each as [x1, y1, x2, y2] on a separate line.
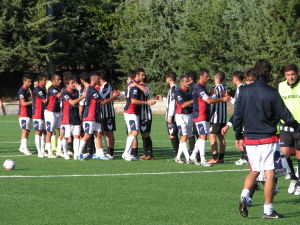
[0, 169, 251, 178]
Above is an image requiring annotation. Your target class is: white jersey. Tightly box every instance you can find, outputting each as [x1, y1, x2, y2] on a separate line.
[164, 84, 179, 122]
[140, 85, 152, 121]
[99, 82, 115, 118]
[210, 83, 227, 124]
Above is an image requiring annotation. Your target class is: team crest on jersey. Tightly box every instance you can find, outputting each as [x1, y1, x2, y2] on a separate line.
[178, 125, 183, 136]
[177, 95, 182, 101]
[64, 95, 70, 101]
[19, 94, 24, 99]
[53, 89, 57, 93]
[133, 90, 137, 95]
[85, 123, 90, 133]
[197, 124, 205, 135]
[129, 120, 136, 131]
[93, 93, 99, 98]
[46, 121, 51, 132]
[38, 91, 43, 96]
[34, 121, 39, 131]
[21, 120, 27, 129]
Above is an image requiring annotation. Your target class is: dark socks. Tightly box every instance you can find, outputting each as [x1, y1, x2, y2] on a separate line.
[213, 153, 218, 160]
[146, 136, 153, 157]
[68, 142, 73, 153]
[287, 157, 297, 180]
[249, 183, 257, 198]
[241, 151, 245, 160]
[189, 136, 195, 154]
[132, 148, 138, 157]
[143, 138, 147, 156]
[86, 136, 95, 155]
[171, 136, 179, 158]
[219, 153, 224, 160]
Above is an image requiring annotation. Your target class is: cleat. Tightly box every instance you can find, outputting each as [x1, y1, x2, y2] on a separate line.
[262, 210, 284, 219]
[84, 153, 93, 159]
[56, 152, 64, 157]
[274, 184, 279, 195]
[38, 154, 44, 158]
[294, 184, 300, 196]
[67, 151, 73, 156]
[19, 148, 24, 154]
[200, 161, 211, 167]
[23, 149, 32, 155]
[48, 154, 57, 158]
[288, 180, 297, 194]
[235, 158, 249, 165]
[125, 155, 138, 161]
[92, 154, 100, 159]
[78, 154, 86, 161]
[218, 159, 224, 163]
[190, 158, 200, 165]
[73, 154, 78, 160]
[175, 158, 184, 164]
[64, 154, 70, 160]
[144, 156, 153, 160]
[105, 154, 114, 160]
[99, 155, 108, 161]
[139, 155, 146, 160]
[208, 158, 219, 164]
[122, 152, 129, 159]
[186, 159, 193, 165]
[247, 198, 252, 207]
[43, 152, 48, 157]
[285, 174, 291, 179]
[239, 197, 248, 218]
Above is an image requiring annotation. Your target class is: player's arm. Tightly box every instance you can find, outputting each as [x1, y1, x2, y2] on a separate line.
[68, 94, 86, 106]
[129, 82, 148, 93]
[20, 98, 33, 106]
[233, 90, 243, 140]
[131, 98, 156, 106]
[206, 96, 230, 104]
[101, 91, 120, 105]
[182, 100, 193, 108]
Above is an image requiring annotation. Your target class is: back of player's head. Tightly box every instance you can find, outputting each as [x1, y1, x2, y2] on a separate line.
[215, 71, 225, 83]
[79, 72, 90, 83]
[165, 71, 176, 82]
[244, 68, 254, 79]
[23, 74, 32, 81]
[127, 73, 135, 80]
[63, 71, 73, 78]
[186, 71, 197, 82]
[37, 73, 47, 81]
[284, 63, 298, 74]
[34, 78, 38, 83]
[42, 71, 50, 81]
[232, 71, 244, 82]
[52, 74, 60, 81]
[253, 59, 272, 82]
[135, 68, 145, 75]
[64, 76, 74, 86]
[90, 71, 100, 79]
[98, 70, 106, 81]
[180, 74, 189, 83]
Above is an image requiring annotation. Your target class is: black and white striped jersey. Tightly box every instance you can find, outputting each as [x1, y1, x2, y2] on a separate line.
[140, 85, 152, 121]
[210, 83, 227, 124]
[163, 84, 179, 122]
[99, 82, 115, 118]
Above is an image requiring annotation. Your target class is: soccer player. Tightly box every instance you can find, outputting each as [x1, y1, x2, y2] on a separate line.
[189, 68, 230, 167]
[0, 94, 6, 116]
[156, 71, 180, 160]
[78, 71, 119, 161]
[234, 59, 300, 219]
[18, 74, 33, 155]
[122, 68, 156, 161]
[61, 76, 86, 160]
[44, 74, 62, 158]
[174, 75, 194, 164]
[208, 71, 228, 164]
[33, 79, 39, 88]
[278, 63, 300, 195]
[32, 73, 48, 157]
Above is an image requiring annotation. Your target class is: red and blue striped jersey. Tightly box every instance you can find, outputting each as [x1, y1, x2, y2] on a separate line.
[61, 89, 80, 125]
[193, 82, 210, 122]
[18, 86, 32, 118]
[32, 85, 46, 119]
[124, 80, 141, 115]
[82, 85, 103, 122]
[46, 85, 61, 112]
[175, 87, 193, 114]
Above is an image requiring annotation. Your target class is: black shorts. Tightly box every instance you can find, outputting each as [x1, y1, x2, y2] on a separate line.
[209, 123, 226, 135]
[140, 120, 152, 133]
[166, 122, 178, 136]
[280, 130, 300, 150]
[102, 117, 116, 132]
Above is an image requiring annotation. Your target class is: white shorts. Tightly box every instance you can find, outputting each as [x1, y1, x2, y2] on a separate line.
[82, 121, 102, 134]
[194, 121, 210, 136]
[44, 110, 61, 132]
[19, 117, 32, 130]
[175, 114, 193, 137]
[246, 142, 278, 172]
[124, 113, 140, 132]
[61, 124, 81, 138]
[33, 119, 45, 131]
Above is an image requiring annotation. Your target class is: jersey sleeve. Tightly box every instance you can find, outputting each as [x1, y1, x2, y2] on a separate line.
[36, 89, 46, 100]
[168, 87, 176, 118]
[198, 88, 209, 102]
[130, 87, 139, 99]
[49, 87, 59, 98]
[175, 90, 185, 106]
[143, 85, 150, 97]
[18, 89, 26, 100]
[62, 92, 70, 102]
[90, 88, 103, 102]
[99, 84, 111, 99]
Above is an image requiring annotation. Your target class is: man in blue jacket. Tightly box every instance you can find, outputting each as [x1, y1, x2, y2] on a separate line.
[234, 59, 300, 219]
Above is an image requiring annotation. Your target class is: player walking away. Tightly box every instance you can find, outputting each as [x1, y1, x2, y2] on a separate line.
[156, 71, 180, 160]
[189, 69, 230, 167]
[234, 59, 300, 219]
[208, 71, 228, 164]
[32, 73, 48, 158]
[0, 94, 6, 116]
[78, 71, 119, 161]
[18, 74, 33, 155]
[122, 68, 156, 161]
[278, 63, 300, 195]
[44, 74, 62, 158]
[175, 75, 194, 164]
[139, 74, 154, 160]
[61, 76, 86, 160]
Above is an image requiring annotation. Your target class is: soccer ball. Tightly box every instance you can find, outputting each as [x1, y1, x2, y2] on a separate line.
[3, 159, 15, 170]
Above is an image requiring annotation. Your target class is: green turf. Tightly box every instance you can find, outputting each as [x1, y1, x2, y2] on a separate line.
[0, 115, 299, 224]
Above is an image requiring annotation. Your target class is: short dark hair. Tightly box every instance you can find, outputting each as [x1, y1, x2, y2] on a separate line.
[186, 71, 197, 82]
[215, 71, 225, 83]
[90, 71, 100, 79]
[244, 68, 254, 79]
[232, 71, 244, 82]
[64, 76, 74, 86]
[79, 72, 90, 83]
[127, 73, 135, 80]
[42, 71, 50, 80]
[63, 71, 73, 78]
[199, 68, 209, 76]
[180, 75, 189, 83]
[253, 59, 272, 82]
[23, 74, 32, 81]
[34, 78, 38, 83]
[52, 74, 60, 81]
[284, 63, 298, 74]
[165, 71, 176, 82]
[135, 68, 145, 75]
[37, 73, 47, 81]
[98, 70, 106, 81]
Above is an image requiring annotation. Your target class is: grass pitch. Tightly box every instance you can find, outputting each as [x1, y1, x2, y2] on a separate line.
[0, 115, 299, 224]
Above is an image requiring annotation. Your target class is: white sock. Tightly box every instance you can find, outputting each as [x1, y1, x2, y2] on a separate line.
[191, 139, 200, 159]
[46, 143, 52, 155]
[104, 136, 109, 151]
[177, 143, 183, 160]
[57, 139, 62, 154]
[73, 138, 80, 156]
[35, 135, 41, 155]
[241, 189, 250, 202]
[62, 139, 68, 155]
[264, 203, 273, 216]
[21, 139, 27, 149]
[96, 148, 105, 157]
[124, 135, 135, 154]
[181, 142, 189, 161]
[41, 134, 46, 154]
[199, 139, 206, 163]
[78, 140, 87, 155]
